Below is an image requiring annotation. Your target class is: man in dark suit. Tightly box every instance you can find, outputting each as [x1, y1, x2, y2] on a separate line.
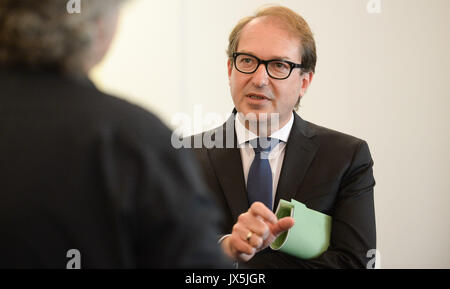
[189, 5, 376, 268]
[0, 0, 229, 268]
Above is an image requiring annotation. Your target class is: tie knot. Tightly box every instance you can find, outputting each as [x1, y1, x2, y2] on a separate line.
[249, 137, 280, 154]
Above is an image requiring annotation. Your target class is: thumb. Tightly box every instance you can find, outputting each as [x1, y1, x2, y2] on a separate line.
[270, 217, 295, 237]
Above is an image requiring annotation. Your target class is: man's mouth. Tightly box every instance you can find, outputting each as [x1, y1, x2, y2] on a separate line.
[246, 93, 269, 100]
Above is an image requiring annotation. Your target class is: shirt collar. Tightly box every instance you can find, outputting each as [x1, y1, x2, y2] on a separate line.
[235, 112, 294, 146]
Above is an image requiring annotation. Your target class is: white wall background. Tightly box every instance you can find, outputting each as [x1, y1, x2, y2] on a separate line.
[90, 0, 450, 268]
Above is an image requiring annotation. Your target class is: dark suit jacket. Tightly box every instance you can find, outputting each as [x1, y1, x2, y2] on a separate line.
[0, 67, 230, 268]
[190, 111, 376, 268]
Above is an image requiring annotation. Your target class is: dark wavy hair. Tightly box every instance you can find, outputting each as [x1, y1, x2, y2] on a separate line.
[0, 0, 124, 73]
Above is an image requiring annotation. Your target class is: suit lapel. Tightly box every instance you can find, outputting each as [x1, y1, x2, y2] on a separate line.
[207, 114, 249, 222]
[274, 113, 319, 210]
[206, 112, 319, 218]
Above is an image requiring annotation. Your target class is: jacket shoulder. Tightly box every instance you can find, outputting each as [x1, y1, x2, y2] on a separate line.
[306, 121, 368, 148]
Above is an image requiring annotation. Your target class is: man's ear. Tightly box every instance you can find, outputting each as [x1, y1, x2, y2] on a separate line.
[227, 59, 233, 86]
[299, 72, 314, 97]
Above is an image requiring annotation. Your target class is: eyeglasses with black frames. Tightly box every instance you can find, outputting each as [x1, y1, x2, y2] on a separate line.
[232, 52, 304, 80]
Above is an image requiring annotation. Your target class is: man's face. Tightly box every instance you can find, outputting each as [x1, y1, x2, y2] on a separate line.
[228, 17, 313, 129]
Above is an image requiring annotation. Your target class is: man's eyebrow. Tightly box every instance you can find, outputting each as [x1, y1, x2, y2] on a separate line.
[238, 50, 294, 61]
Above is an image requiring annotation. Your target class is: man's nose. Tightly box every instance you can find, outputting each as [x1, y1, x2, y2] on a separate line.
[251, 63, 269, 87]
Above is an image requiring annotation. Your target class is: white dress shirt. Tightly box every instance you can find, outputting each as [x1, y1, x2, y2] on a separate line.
[235, 112, 294, 209]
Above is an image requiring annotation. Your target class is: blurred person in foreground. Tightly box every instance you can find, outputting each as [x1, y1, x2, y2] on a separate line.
[0, 0, 229, 268]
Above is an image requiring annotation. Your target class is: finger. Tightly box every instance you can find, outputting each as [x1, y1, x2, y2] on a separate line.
[238, 251, 255, 262]
[236, 209, 272, 239]
[231, 223, 262, 252]
[249, 202, 277, 224]
[240, 217, 270, 239]
[232, 222, 250, 242]
[229, 233, 256, 256]
[248, 234, 263, 249]
[237, 213, 267, 235]
[270, 217, 295, 237]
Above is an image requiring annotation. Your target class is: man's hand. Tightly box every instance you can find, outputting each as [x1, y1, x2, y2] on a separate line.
[221, 202, 295, 262]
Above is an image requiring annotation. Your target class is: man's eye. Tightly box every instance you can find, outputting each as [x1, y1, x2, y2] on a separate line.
[241, 57, 254, 64]
[272, 61, 289, 70]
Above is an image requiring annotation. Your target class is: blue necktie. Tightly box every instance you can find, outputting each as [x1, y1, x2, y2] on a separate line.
[247, 138, 279, 210]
